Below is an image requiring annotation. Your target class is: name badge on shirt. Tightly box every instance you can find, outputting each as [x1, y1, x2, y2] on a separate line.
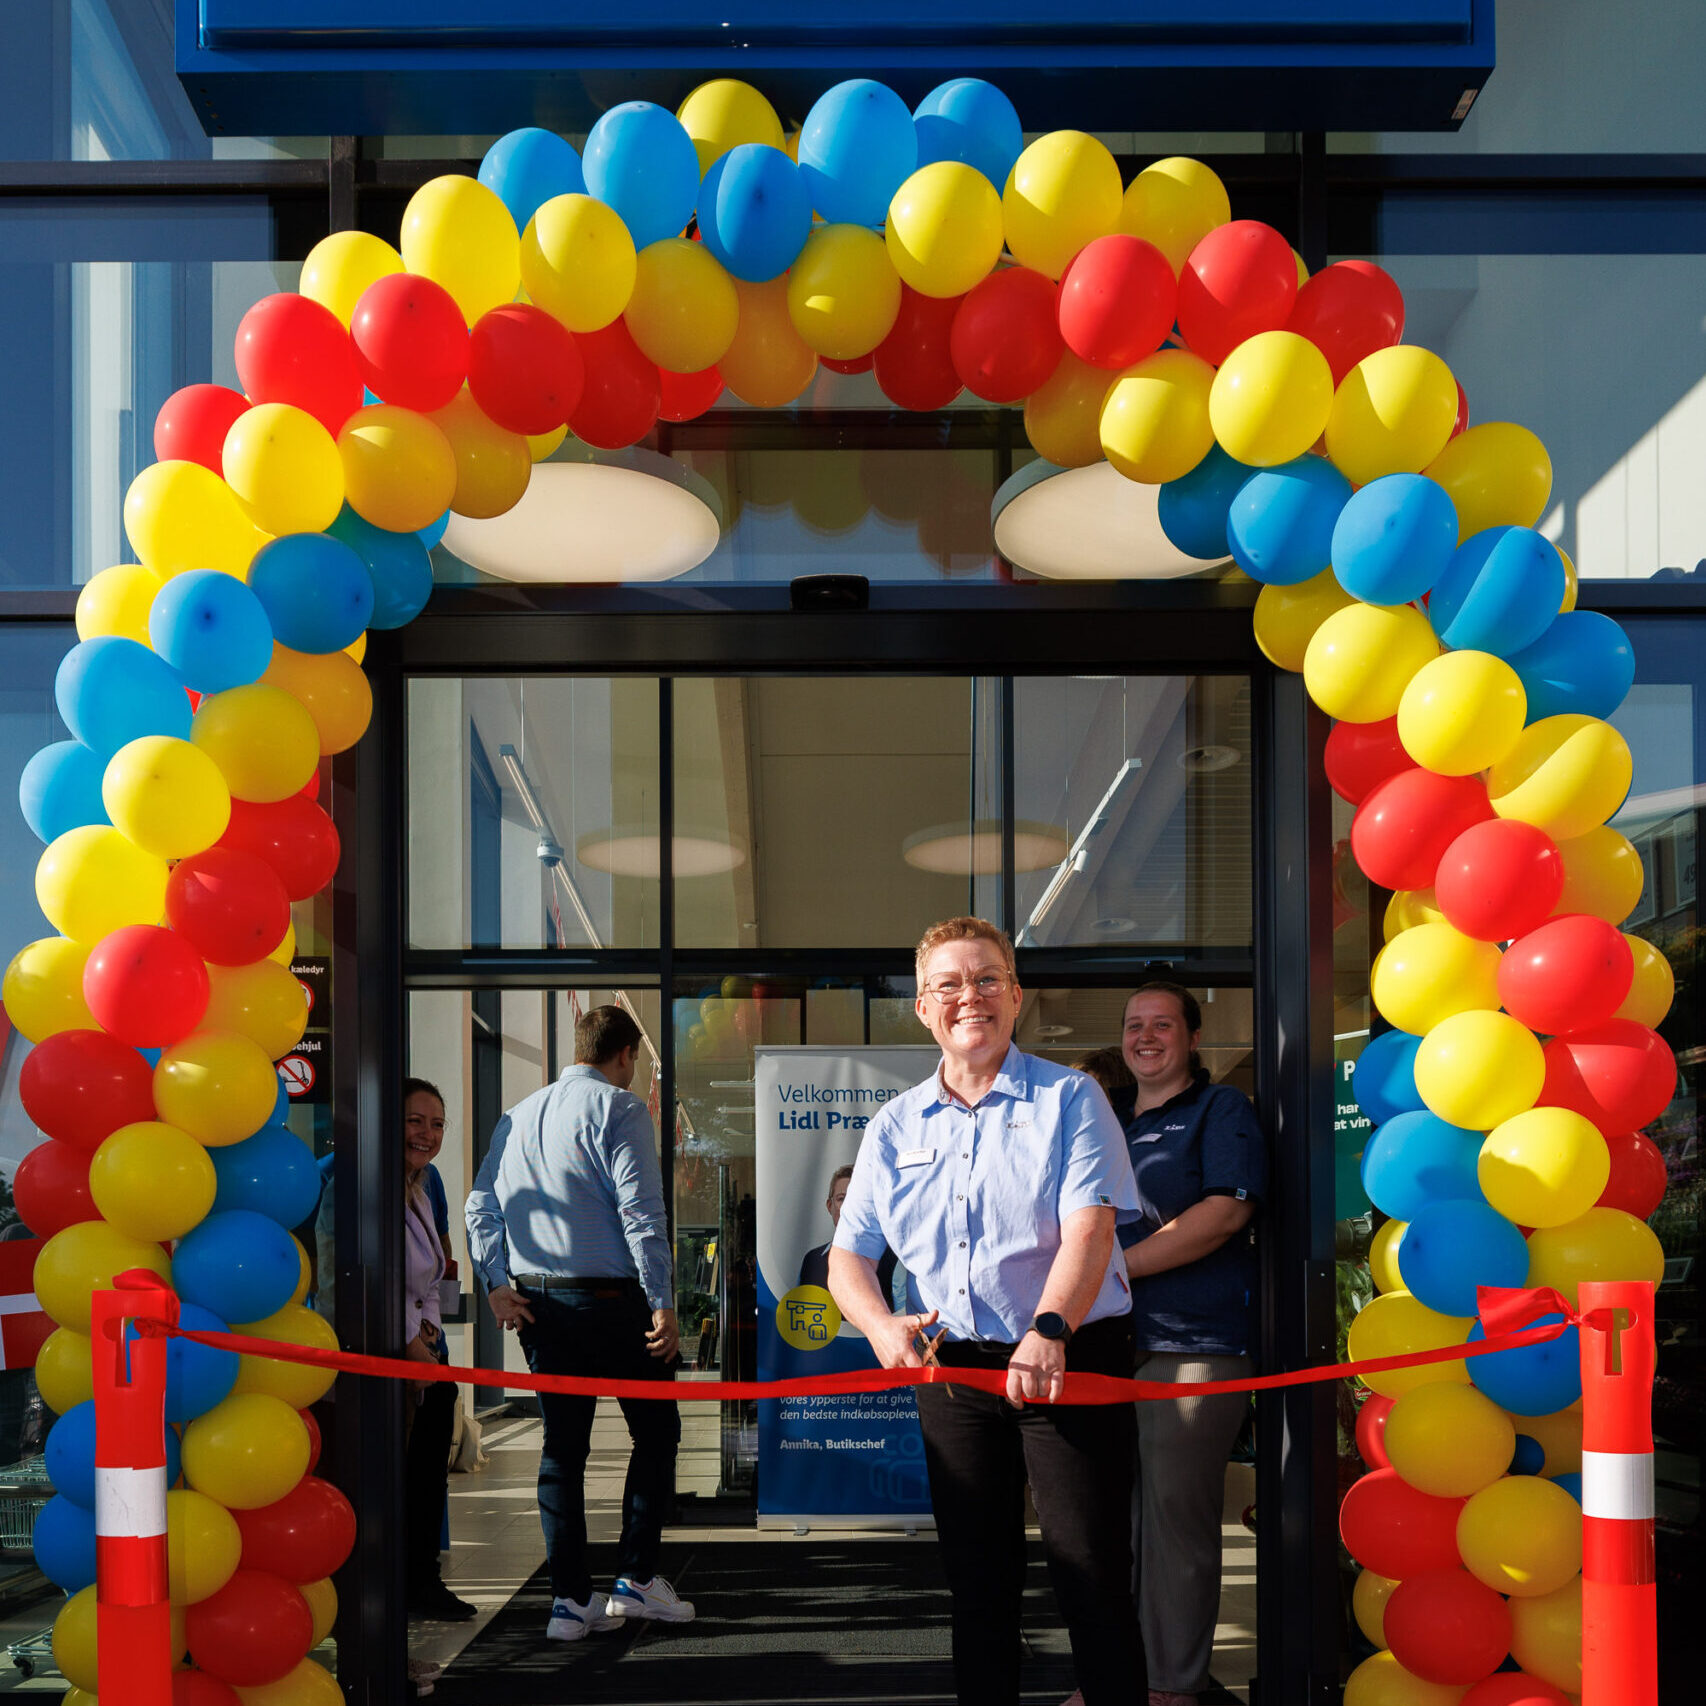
[897, 1147, 936, 1168]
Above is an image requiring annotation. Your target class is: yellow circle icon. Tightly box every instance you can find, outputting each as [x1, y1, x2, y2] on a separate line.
[776, 1284, 842, 1352]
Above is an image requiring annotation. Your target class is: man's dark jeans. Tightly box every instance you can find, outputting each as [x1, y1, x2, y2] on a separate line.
[516, 1284, 680, 1604]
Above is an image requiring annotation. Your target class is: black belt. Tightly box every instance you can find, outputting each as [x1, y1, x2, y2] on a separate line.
[514, 1274, 643, 1299]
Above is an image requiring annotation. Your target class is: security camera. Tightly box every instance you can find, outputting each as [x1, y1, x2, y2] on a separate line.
[536, 833, 564, 868]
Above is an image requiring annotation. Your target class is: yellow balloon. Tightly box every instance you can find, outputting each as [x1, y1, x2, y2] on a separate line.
[35, 823, 169, 944]
[1002, 130, 1122, 280]
[1343, 1650, 1467, 1706]
[1522, 1405, 1583, 1478]
[1352, 1568, 1397, 1649]
[53, 1586, 101, 1694]
[301, 1576, 338, 1647]
[787, 224, 902, 360]
[261, 644, 373, 756]
[192, 683, 321, 803]
[1024, 352, 1113, 467]
[400, 174, 521, 326]
[1487, 714, 1633, 841]
[430, 390, 531, 520]
[268, 918, 299, 969]
[1396, 650, 1527, 776]
[1509, 1575, 1581, 1694]
[168, 1485, 244, 1605]
[1424, 420, 1553, 544]
[1479, 1108, 1610, 1229]
[1346, 1290, 1471, 1399]
[1414, 1009, 1545, 1130]
[1100, 348, 1216, 484]
[1303, 602, 1440, 723]
[1384, 888, 1446, 941]
[1370, 923, 1502, 1036]
[300, 230, 404, 328]
[623, 237, 740, 373]
[2, 935, 96, 1042]
[886, 162, 1005, 299]
[34, 1326, 95, 1414]
[1617, 935, 1674, 1026]
[77, 562, 164, 646]
[289, 1231, 312, 1308]
[182, 1391, 312, 1510]
[1457, 1475, 1582, 1596]
[154, 1029, 280, 1147]
[1117, 156, 1231, 274]
[231, 1304, 340, 1408]
[677, 78, 784, 173]
[337, 404, 457, 534]
[1384, 1381, 1515, 1498]
[1552, 824, 1644, 924]
[34, 1218, 173, 1333]
[222, 403, 345, 537]
[521, 193, 637, 333]
[1252, 567, 1354, 672]
[89, 1120, 217, 1242]
[1524, 1207, 1664, 1309]
[527, 424, 569, 461]
[123, 460, 260, 580]
[1558, 544, 1579, 613]
[1369, 1218, 1407, 1294]
[204, 959, 311, 1061]
[102, 735, 232, 860]
[1326, 347, 1460, 487]
[1207, 331, 1334, 468]
[721, 277, 819, 406]
[232, 1656, 345, 1706]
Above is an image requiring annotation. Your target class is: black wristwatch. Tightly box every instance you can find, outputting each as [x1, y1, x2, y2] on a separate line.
[1032, 1311, 1073, 1344]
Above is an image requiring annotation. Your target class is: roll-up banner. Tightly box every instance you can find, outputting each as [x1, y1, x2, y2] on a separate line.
[754, 1045, 937, 1530]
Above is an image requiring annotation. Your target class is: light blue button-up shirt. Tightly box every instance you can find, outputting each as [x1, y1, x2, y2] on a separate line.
[465, 1064, 673, 1309]
[832, 1044, 1139, 1343]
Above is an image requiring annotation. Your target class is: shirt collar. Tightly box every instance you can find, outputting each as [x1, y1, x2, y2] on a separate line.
[1120, 1066, 1211, 1122]
[925, 1042, 1031, 1110]
[563, 1064, 605, 1084]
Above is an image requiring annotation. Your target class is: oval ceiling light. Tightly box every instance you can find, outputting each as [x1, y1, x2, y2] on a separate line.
[576, 827, 746, 878]
[902, 818, 1069, 875]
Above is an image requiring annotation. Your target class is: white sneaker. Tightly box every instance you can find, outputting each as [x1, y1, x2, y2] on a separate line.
[546, 1593, 620, 1641]
[605, 1574, 695, 1623]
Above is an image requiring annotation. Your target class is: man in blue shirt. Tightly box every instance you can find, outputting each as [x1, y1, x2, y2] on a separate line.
[829, 917, 1145, 1706]
[466, 1005, 691, 1641]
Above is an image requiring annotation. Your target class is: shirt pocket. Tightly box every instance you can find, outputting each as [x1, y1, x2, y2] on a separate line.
[981, 1115, 1061, 1246]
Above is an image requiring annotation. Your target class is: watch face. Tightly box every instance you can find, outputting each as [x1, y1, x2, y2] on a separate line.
[1035, 1312, 1069, 1341]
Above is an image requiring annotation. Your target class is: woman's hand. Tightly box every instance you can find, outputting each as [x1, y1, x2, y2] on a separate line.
[869, 1309, 940, 1370]
[405, 1324, 440, 1391]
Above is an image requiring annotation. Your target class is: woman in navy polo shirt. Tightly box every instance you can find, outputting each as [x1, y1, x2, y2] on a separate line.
[1113, 982, 1265, 1706]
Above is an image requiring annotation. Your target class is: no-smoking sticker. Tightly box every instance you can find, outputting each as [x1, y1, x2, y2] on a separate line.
[279, 1055, 317, 1098]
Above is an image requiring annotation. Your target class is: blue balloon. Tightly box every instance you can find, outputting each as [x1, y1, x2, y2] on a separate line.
[1351, 1030, 1426, 1126]
[583, 102, 701, 251]
[1397, 1197, 1529, 1318]
[1360, 1109, 1484, 1223]
[1331, 473, 1459, 605]
[47, 1401, 180, 1511]
[913, 78, 1024, 190]
[172, 1209, 301, 1325]
[797, 79, 918, 229]
[479, 127, 586, 234]
[54, 635, 190, 758]
[271, 1072, 292, 1124]
[417, 511, 450, 551]
[1226, 458, 1353, 586]
[1550, 1471, 1583, 1503]
[148, 568, 274, 693]
[697, 144, 813, 283]
[18, 739, 110, 843]
[1429, 526, 1567, 656]
[32, 1494, 97, 1592]
[1507, 610, 1636, 723]
[1509, 1433, 1545, 1475]
[212, 1123, 322, 1229]
[127, 1303, 240, 1424]
[326, 506, 434, 629]
[1157, 446, 1250, 559]
[1467, 1313, 1582, 1415]
[247, 533, 374, 655]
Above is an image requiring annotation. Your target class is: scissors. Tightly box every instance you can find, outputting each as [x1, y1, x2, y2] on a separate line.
[914, 1325, 945, 1368]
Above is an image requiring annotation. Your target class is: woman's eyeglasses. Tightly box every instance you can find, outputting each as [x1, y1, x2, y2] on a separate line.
[922, 971, 1014, 1004]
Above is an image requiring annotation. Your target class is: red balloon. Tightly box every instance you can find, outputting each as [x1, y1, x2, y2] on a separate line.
[1056, 234, 1176, 371]
[172, 1672, 242, 1706]
[950, 266, 1062, 402]
[298, 767, 322, 802]
[468, 303, 585, 435]
[1597, 1129, 1667, 1219]
[1339, 1469, 1465, 1580]
[1498, 914, 1634, 1035]
[569, 320, 661, 449]
[218, 797, 341, 903]
[1384, 1568, 1512, 1686]
[82, 925, 210, 1049]
[1355, 1393, 1393, 1470]
[350, 273, 469, 414]
[300, 1407, 322, 1475]
[1453, 381, 1471, 438]
[184, 1570, 314, 1687]
[12, 1139, 96, 1238]
[1285, 259, 1405, 386]
[18, 1029, 156, 1150]
[1435, 819, 1565, 943]
[821, 353, 875, 375]
[1539, 1019, 1678, 1135]
[1325, 717, 1415, 806]
[1176, 220, 1298, 367]
[1350, 769, 1493, 892]
[659, 364, 724, 421]
[1462, 1672, 1571, 1706]
[154, 385, 250, 474]
[165, 848, 292, 967]
[875, 286, 964, 411]
[233, 1476, 356, 1582]
[233, 293, 362, 437]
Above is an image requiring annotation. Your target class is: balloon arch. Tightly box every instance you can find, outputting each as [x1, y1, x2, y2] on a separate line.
[4, 74, 1666, 1704]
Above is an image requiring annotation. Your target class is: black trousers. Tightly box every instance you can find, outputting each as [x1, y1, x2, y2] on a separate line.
[403, 1377, 457, 1598]
[913, 1313, 1144, 1706]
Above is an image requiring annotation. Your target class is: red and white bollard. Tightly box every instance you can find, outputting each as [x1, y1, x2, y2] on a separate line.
[90, 1267, 179, 1706]
[1578, 1279, 1658, 1706]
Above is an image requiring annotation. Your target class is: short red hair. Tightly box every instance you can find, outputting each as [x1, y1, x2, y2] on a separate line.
[914, 916, 1015, 985]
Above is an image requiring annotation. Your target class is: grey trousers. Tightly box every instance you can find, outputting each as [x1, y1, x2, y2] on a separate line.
[1132, 1352, 1253, 1694]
